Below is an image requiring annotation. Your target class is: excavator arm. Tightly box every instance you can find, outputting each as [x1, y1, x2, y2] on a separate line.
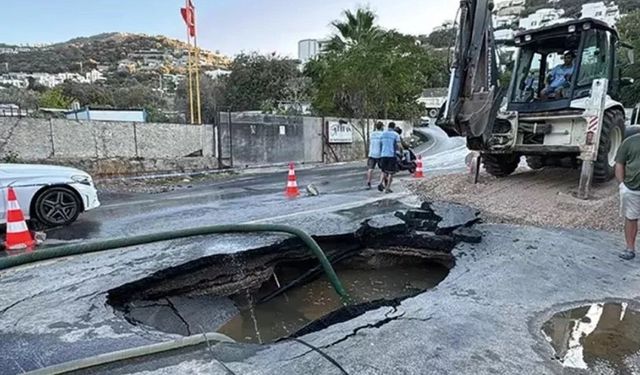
[441, 0, 504, 145]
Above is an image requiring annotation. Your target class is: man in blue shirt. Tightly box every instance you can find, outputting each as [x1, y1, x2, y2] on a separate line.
[541, 50, 575, 99]
[378, 122, 403, 193]
[366, 121, 384, 189]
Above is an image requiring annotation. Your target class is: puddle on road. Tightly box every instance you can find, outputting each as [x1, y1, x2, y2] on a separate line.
[218, 261, 447, 343]
[542, 303, 640, 372]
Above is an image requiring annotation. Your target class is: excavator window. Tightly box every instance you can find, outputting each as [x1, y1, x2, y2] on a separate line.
[575, 30, 612, 96]
[511, 38, 581, 104]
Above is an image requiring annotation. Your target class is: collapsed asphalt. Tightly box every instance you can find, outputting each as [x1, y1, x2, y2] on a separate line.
[2, 127, 637, 374]
[2, 204, 636, 374]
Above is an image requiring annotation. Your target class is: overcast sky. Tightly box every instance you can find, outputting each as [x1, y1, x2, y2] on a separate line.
[0, 0, 459, 57]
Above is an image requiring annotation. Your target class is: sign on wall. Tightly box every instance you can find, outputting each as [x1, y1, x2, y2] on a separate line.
[328, 120, 353, 144]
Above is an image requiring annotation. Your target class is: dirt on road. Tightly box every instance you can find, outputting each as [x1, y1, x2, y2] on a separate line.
[408, 167, 622, 233]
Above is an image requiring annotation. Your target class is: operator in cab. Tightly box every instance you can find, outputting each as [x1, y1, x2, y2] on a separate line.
[541, 50, 576, 100]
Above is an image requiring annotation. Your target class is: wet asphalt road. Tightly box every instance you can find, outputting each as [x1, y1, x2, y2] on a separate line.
[43, 127, 467, 243]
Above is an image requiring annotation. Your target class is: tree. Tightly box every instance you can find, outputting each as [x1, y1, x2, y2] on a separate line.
[59, 81, 115, 107]
[422, 26, 457, 49]
[324, 8, 383, 53]
[306, 9, 442, 157]
[617, 11, 640, 106]
[0, 87, 40, 109]
[175, 74, 228, 123]
[223, 53, 301, 111]
[307, 13, 439, 121]
[39, 87, 72, 109]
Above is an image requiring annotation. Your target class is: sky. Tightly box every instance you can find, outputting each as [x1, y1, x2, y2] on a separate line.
[0, 0, 459, 57]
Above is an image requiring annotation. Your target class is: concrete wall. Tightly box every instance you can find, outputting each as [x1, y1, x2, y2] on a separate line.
[219, 113, 324, 167]
[0, 117, 216, 176]
[0, 117, 213, 160]
[0, 114, 412, 175]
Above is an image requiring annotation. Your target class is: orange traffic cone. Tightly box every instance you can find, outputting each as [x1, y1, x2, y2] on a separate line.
[414, 156, 425, 178]
[5, 187, 35, 251]
[285, 162, 300, 198]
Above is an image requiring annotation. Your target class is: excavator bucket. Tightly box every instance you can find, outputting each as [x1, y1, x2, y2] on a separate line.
[441, 0, 504, 141]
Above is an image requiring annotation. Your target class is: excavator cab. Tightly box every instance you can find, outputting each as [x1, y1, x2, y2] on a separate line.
[441, 5, 631, 187]
[508, 19, 620, 114]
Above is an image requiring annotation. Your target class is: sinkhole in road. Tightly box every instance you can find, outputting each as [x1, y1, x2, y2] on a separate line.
[542, 302, 640, 372]
[108, 232, 453, 344]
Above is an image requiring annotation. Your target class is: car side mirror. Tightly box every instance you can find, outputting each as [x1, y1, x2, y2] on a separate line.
[621, 77, 635, 87]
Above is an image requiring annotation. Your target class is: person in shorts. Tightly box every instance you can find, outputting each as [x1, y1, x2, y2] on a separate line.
[378, 122, 402, 193]
[366, 121, 384, 189]
[616, 133, 640, 260]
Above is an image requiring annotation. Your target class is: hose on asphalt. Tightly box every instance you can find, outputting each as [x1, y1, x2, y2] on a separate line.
[0, 224, 350, 303]
[25, 332, 236, 375]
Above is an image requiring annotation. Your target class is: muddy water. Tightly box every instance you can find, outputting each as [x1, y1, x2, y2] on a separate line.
[542, 303, 640, 372]
[218, 264, 448, 344]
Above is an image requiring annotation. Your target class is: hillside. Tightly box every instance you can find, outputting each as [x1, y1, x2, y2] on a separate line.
[524, 0, 640, 18]
[0, 33, 230, 74]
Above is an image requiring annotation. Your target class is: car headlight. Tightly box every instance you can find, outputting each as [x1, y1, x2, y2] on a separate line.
[71, 175, 92, 186]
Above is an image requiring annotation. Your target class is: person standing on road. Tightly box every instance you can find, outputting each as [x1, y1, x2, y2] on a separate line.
[615, 133, 640, 260]
[378, 122, 403, 193]
[366, 121, 384, 190]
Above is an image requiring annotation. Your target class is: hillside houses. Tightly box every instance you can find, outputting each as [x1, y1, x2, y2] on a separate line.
[493, 0, 623, 32]
[0, 70, 105, 89]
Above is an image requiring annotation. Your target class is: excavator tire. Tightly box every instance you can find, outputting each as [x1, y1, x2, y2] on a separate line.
[482, 153, 520, 178]
[594, 109, 625, 183]
[525, 156, 544, 170]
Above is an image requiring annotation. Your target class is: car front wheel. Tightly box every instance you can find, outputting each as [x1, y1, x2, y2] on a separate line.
[33, 187, 81, 227]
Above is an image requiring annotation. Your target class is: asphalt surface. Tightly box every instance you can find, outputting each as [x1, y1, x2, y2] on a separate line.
[0, 126, 481, 374]
[2, 126, 638, 374]
[42, 126, 467, 243]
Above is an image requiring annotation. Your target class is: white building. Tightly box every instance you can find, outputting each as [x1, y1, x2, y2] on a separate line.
[297, 39, 330, 64]
[85, 69, 105, 83]
[519, 8, 566, 30]
[581, 2, 621, 26]
[204, 68, 231, 80]
[495, 0, 525, 11]
[497, 5, 526, 17]
[0, 76, 28, 88]
[495, 15, 518, 29]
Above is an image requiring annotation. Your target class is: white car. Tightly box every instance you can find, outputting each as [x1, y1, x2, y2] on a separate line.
[0, 164, 100, 227]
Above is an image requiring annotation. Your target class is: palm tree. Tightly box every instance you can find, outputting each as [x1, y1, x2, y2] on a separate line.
[324, 8, 383, 53]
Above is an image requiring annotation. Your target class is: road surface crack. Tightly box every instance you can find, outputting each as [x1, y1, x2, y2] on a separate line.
[319, 307, 405, 350]
[0, 289, 51, 316]
[165, 298, 192, 336]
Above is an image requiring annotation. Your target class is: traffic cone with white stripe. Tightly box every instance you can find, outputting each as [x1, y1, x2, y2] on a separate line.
[5, 187, 35, 251]
[285, 162, 300, 198]
[414, 156, 425, 178]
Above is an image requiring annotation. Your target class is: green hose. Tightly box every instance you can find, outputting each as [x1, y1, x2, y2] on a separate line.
[25, 332, 236, 375]
[0, 224, 350, 303]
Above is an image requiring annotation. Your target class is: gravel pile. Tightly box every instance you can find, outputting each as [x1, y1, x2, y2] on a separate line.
[408, 167, 622, 233]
